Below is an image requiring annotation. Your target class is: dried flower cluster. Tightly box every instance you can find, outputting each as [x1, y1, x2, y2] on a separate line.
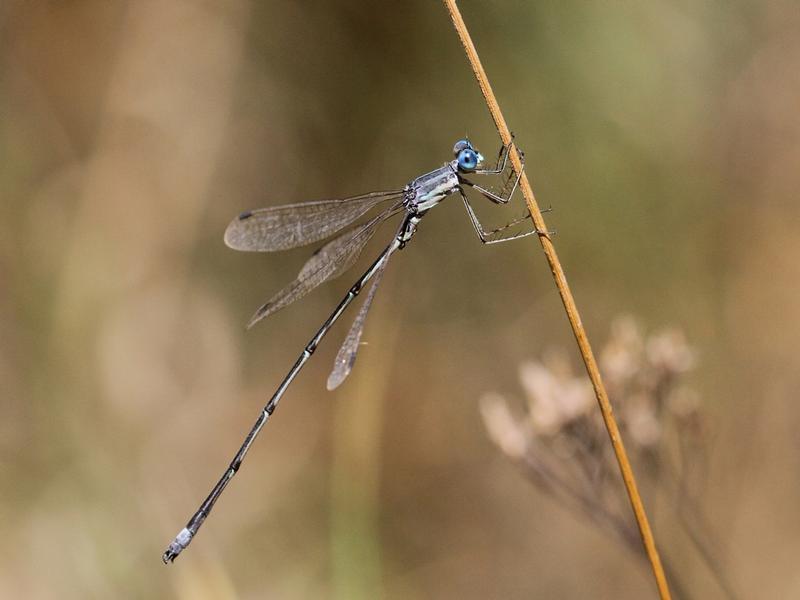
[480, 316, 725, 593]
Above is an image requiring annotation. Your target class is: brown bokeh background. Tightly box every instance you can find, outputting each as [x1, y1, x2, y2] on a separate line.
[2, 1, 799, 598]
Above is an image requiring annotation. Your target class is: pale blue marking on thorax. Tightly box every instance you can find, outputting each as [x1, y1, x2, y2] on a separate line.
[404, 161, 460, 213]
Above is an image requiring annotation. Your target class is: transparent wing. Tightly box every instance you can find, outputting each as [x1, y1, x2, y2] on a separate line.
[326, 247, 393, 390]
[225, 190, 404, 252]
[246, 203, 403, 328]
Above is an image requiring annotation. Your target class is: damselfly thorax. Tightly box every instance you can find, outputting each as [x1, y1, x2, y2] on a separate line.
[403, 161, 461, 213]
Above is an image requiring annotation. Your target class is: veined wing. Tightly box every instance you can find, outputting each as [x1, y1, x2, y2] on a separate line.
[246, 202, 404, 328]
[326, 245, 394, 390]
[225, 190, 404, 252]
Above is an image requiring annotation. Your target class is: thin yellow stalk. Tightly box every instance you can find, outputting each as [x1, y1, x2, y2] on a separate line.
[441, 2, 672, 598]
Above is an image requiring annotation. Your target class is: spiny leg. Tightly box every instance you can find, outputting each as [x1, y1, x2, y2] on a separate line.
[467, 140, 525, 204]
[459, 190, 554, 245]
[474, 136, 521, 175]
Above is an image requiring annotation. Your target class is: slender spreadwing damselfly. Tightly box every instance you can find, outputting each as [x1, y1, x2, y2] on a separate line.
[163, 138, 545, 562]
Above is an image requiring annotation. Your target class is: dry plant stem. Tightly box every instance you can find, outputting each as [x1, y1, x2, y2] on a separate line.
[442, 2, 672, 598]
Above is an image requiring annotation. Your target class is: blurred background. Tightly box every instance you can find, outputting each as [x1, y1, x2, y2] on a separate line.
[1, 1, 798, 598]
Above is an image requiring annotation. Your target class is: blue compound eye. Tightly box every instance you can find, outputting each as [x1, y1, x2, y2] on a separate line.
[453, 138, 472, 156]
[457, 148, 479, 171]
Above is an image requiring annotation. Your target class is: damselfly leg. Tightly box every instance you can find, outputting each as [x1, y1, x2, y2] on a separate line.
[458, 142, 553, 243]
[469, 139, 523, 203]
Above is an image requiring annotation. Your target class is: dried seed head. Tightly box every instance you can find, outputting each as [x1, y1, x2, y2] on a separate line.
[479, 392, 528, 459]
[601, 315, 644, 386]
[624, 398, 662, 448]
[646, 328, 696, 374]
[479, 315, 708, 588]
[518, 360, 593, 435]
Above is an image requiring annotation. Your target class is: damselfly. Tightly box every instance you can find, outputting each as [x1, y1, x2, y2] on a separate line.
[163, 138, 543, 563]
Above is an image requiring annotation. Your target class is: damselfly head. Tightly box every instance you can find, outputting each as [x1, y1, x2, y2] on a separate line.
[453, 139, 483, 172]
